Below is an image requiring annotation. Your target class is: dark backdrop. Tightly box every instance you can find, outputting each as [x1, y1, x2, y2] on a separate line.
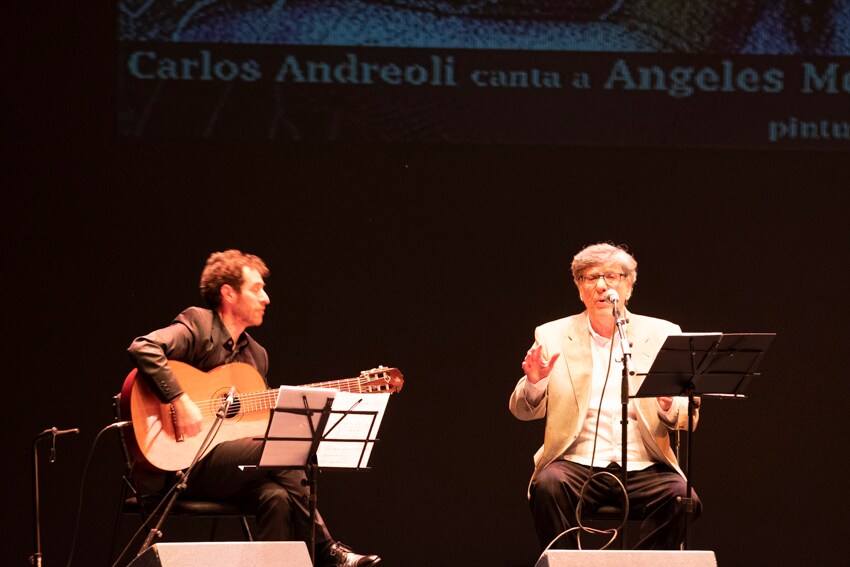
[5, 4, 850, 567]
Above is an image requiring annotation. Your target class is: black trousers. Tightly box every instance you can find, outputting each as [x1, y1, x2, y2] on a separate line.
[182, 437, 332, 543]
[529, 460, 701, 550]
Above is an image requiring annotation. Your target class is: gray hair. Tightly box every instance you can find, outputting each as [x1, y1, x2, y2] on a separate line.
[571, 242, 637, 287]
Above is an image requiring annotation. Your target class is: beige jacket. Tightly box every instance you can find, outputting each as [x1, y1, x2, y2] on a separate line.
[509, 312, 697, 489]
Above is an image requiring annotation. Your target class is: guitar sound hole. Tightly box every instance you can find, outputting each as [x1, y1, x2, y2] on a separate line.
[212, 387, 242, 421]
[225, 396, 241, 419]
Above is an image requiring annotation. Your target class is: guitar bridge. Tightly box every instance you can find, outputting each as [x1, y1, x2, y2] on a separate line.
[169, 403, 184, 443]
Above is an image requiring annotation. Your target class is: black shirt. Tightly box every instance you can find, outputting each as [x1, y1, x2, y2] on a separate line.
[127, 306, 269, 402]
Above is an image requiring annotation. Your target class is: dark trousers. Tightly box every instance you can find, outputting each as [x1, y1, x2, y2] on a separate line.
[182, 437, 332, 543]
[529, 460, 701, 550]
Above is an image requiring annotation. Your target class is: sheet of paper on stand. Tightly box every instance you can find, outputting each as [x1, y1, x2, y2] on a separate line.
[318, 392, 390, 468]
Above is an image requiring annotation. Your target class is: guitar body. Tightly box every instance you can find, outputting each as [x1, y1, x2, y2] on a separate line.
[121, 361, 271, 472]
[120, 360, 403, 472]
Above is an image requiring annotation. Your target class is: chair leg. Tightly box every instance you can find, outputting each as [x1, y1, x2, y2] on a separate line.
[109, 484, 128, 564]
[240, 516, 253, 541]
[110, 475, 146, 564]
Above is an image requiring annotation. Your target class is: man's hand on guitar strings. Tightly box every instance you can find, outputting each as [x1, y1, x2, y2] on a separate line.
[165, 393, 203, 440]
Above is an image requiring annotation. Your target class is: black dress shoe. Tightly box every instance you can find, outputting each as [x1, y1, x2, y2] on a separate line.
[323, 541, 381, 567]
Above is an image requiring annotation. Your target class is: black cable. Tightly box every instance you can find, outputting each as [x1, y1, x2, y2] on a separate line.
[576, 331, 629, 549]
[538, 326, 630, 557]
[65, 422, 127, 567]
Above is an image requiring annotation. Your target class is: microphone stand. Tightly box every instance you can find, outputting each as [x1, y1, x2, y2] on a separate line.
[135, 389, 234, 559]
[612, 301, 631, 550]
[30, 427, 79, 567]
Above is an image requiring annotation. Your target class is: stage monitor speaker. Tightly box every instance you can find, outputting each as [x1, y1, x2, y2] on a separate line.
[536, 550, 717, 567]
[128, 542, 312, 567]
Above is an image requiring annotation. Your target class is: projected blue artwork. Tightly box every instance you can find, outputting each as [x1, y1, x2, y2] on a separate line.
[117, 1, 850, 148]
[119, 1, 849, 55]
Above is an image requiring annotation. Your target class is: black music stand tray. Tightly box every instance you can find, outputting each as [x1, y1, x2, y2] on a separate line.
[250, 387, 386, 564]
[634, 332, 776, 549]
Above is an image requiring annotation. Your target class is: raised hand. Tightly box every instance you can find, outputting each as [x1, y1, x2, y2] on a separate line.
[522, 344, 561, 384]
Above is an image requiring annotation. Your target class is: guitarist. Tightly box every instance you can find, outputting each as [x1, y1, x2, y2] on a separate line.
[127, 249, 381, 567]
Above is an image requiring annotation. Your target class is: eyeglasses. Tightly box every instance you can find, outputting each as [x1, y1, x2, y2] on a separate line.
[578, 272, 627, 286]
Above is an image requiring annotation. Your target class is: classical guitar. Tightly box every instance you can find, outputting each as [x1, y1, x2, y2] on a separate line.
[120, 360, 404, 472]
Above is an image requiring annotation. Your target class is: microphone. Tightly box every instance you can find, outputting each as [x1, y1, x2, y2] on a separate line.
[54, 427, 80, 436]
[106, 421, 132, 430]
[217, 386, 237, 417]
[38, 426, 80, 439]
[39, 427, 79, 463]
[604, 289, 619, 304]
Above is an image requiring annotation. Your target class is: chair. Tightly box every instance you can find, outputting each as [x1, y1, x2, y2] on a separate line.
[574, 503, 635, 550]
[109, 394, 254, 566]
[575, 430, 687, 550]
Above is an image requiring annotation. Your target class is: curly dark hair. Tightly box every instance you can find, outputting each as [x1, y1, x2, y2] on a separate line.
[199, 250, 269, 309]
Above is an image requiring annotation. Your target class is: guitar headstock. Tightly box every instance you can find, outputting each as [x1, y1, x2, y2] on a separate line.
[359, 366, 404, 393]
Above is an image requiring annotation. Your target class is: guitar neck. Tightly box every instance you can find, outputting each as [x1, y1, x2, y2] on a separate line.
[301, 378, 376, 393]
[241, 378, 373, 413]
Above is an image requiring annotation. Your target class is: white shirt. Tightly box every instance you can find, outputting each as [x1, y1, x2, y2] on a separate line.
[523, 316, 661, 470]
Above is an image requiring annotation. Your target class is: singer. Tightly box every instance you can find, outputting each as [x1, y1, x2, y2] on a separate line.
[127, 250, 381, 567]
[509, 242, 701, 550]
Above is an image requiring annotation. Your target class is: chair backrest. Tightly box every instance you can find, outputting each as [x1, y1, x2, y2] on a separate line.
[112, 393, 171, 499]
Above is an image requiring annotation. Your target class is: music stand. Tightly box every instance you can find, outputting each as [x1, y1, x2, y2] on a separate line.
[634, 332, 776, 549]
[251, 386, 388, 563]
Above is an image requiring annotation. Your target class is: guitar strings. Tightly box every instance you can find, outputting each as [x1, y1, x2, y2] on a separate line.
[189, 377, 391, 417]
